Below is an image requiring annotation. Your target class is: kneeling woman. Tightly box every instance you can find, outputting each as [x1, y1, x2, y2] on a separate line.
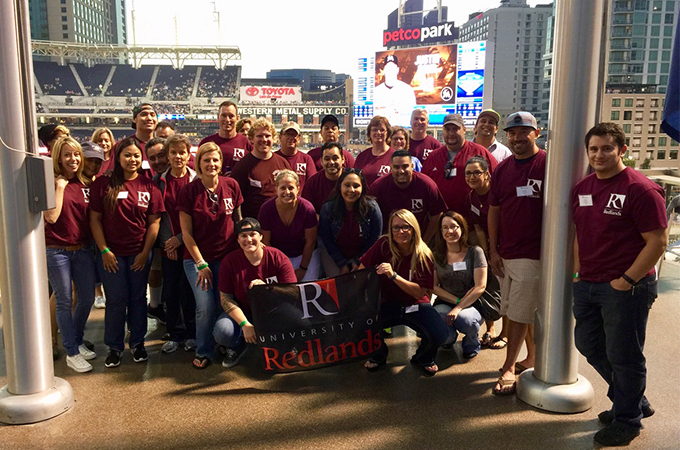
[359, 209, 448, 375]
[432, 211, 487, 359]
[215, 218, 297, 368]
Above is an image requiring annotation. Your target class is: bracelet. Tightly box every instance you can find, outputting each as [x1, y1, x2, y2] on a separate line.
[238, 320, 248, 328]
[573, 272, 580, 279]
[389, 272, 397, 280]
[299, 264, 308, 271]
[100, 247, 110, 254]
[197, 263, 209, 271]
[621, 273, 636, 285]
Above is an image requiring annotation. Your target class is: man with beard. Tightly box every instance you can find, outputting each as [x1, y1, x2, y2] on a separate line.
[472, 109, 512, 162]
[306, 115, 355, 171]
[301, 142, 345, 214]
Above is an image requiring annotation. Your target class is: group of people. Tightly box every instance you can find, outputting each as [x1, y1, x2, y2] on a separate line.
[42, 100, 666, 447]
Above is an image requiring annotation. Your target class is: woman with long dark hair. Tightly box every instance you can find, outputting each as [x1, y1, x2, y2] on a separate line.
[319, 168, 382, 277]
[90, 136, 164, 368]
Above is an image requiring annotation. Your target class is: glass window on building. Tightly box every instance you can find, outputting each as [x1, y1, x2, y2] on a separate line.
[663, 38, 673, 49]
[624, 110, 633, 120]
[649, 50, 659, 60]
[653, 0, 662, 9]
[672, 139, 680, 147]
[650, 38, 660, 48]
[612, 98, 621, 107]
[625, 98, 634, 107]
[636, 99, 645, 107]
[659, 136, 667, 146]
[660, 75, 669, 85]
[634, 111, 644, 120]
[626, 137, 631, 146]
[671, 150, 679, 159]
[661, 63, 670, 72]
[665, 13, 675, 24]
[657, 150, 666, 159]
[664, 26, 674, 36]
[634, 124, 643, 134]
[623, 124, 631, 133]
[62, 33, 68, 38]
[648, 124, 657, 133]
[648, 137, 655, 147]
[648, 62, 657, 72]
[647, 150, 654, 159]
[612, 111, 621, 120]
[632, 25, 647, 35]
[632, 150, 640, 159]
[651, 25, 660, 36]
[648, 75, 657, 84]
[652, 13, 661, 23]
[633, 137, 641, 147]
[661, 51, 671, 61]
[667, 1, 676, 12]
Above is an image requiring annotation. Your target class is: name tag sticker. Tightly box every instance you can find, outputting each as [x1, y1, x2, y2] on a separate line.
[516, 186, 533, 197]
[141, 161, 151, 170]
[249, 178, 262, 188]
[452, 262, 467, 271]
[579, 195, 593, 207]
[117, 191, 129, 199]
[471, 205, 480, 216]
[405, 305, 419, 314]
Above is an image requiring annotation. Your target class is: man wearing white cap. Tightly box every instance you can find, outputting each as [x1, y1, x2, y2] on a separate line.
[488, 111, 544, 396]
[373, 54, 417, 127]
[276, 122, 316, 192]
[473, 109, 512, 162]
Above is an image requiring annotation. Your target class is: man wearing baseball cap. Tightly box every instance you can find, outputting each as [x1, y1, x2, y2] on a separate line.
[488, 111, 545, 396]
[275, 122, 316, 192]
[306, 114, 355, 171]
[422, 113, 498, 216]
[373, 54, 417, 127]
[473, 109, 512, 162]
[107, 103, 158, 178]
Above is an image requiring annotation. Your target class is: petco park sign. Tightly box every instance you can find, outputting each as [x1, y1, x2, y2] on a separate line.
[383, 21, 458, 48]
[240, 85, 302, 102]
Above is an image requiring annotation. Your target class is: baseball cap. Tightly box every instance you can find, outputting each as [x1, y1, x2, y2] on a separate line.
[384, 54, 399, 66]
[281, 121, 301, 135]
[235, 217, 262, 236]
[320, 114, 339, 128]
[81, 141, 105, 161]
[442, 113, 465, 128]
[132, 103, 155, 119]
[476, 109, 501, 125]
[504, 111, 538, 131]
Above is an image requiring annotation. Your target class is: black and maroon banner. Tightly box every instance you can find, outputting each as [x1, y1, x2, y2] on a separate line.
[248, 269, 382, 373]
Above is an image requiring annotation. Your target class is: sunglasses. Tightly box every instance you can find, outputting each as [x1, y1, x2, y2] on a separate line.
[343, 168, 363, 175]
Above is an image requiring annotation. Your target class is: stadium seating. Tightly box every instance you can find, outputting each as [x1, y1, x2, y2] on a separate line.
[34, 61, 82, 96]
[106, 65, 155, 97]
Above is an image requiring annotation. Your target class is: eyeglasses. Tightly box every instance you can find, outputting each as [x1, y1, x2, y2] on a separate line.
[464, 170, 485, 178]
[343, 168, 363, 175]
[391, 225, 413, 233]
[441, 224, 460, 232]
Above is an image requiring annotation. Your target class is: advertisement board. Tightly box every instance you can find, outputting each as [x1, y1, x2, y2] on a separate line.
[240, 85, 302, 103]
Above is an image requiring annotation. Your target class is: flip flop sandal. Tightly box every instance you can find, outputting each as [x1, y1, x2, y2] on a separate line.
[492, 376, 516, 396]
[480, 332, 495, 348]
[410, 356, 438, 376]
[489, 336, 508, 350]
[364, 358, 385, 372]
[515, 362, 531, 374]
[192, 356, 211, 369]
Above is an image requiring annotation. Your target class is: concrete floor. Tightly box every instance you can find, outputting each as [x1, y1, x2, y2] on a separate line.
[1, 261, 679, 450]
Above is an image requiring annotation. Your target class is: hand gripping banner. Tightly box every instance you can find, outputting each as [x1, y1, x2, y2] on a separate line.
[248, 268, 382, 373]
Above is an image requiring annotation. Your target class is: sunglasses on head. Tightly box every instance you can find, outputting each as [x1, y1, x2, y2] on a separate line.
[343, 167, 362, 175]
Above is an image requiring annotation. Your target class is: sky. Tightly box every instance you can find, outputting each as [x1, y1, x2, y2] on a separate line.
[127, 0, 546, 78]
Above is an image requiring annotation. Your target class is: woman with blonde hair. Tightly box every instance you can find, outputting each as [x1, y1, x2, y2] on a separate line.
[359, 209, 448, 376]
[44, 136, 97, 372]
[91, 127, 115, 175]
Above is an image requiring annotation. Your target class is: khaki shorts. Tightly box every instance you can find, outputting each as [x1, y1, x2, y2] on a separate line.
[499, 258, 541, 324]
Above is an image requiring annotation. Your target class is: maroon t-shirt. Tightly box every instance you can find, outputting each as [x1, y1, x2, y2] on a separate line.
[257, 197, 318, 257]
[176, 176, 243, 262]
[111, 134, 153, 179]
[275, 150, 317, 192]
[572, 167, 667, 283]
[199, 133, 252, 175]
[488, 150, 546, 260]
[89, 175, 165, 256]
[45, 178, 91, 246]
[371, 171, 447, 233]
[307, 147, 356, 171]
[164, 171, 192, 236]
[409, 135, 440, 163]
[466, 189, 490, 242]
[354, 147, 395, 187]
[360, 236, 434, 306]
[229, 152, 291, 219]
[218, 246, 297, 314]
[422, 141, 498, 216]
[337, 209, 362, 259]
[300, 171, 338, 213]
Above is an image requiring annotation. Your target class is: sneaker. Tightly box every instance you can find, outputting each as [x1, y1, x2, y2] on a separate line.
[94, 295, 106, 309]
[222, 347, 247, 368]
[78, 344, 97, 360]
[66, 354, 93, 373]
[104, 349, 121, 368]
[598, 403, 655, 425]
[594, 422, 640, 446]
[131, 345, 148, 363]
[162, 341, 180, 354]
[146, 305, 166, 324]
[184, 339, 197, 352]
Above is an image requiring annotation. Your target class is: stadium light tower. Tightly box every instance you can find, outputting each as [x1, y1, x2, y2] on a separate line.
[212, 2, 221, 47]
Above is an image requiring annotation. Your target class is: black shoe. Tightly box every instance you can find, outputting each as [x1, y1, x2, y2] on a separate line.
[598, 403, 655, 425]
[222, 346, 247, 368]
[82, 340, 95, 351]
[105, 349, 121, 368]
[594, 422, 640, 446]
[131, 345, 148, 363]
[442, 344, 453, 350]
[147, 305, 166, 324]
[53, 344, 61, 361]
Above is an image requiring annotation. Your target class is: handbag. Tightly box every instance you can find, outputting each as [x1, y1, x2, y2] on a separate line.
[471, 252, 502, 322]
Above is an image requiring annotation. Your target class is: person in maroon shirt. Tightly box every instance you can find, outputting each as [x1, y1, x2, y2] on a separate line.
[422, 113, 498, 216]
[409, 109, 440, 164]
[230, 118, 291, 219]
[258, 170, 320, 281]
[177, 142, 243, 369]
[301, 142, 345, 214]
[44, 137, 97, 373]
[572, 123, 667, 446]
[306, 114, 355, 171]
[354, 115, 395, 187]
[105, 103, 157, 179]
[488, 112, 545, 396]
[359, 209, 448, 376]
[199, 100, 253, 175]
[91, 127, 114, 179]
[371, 150, 447, 243]
[215, 218, 297, 368]
[89, 136, 164, 369]
[153, 134, 198, 354]
[275, 122, 316, 192]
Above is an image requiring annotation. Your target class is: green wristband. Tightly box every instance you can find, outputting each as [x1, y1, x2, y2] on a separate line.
[239, 320, 248, 328]
[100, 247, 110, 254]
[197, 263, 209, 271]
[573, 272, 580, 279]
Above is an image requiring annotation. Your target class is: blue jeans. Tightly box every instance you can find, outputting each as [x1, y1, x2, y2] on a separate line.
[98, 253, 152, 352]
[434, 301, 483, 356]
[46, 246, 96, 356]
[183, 259, 221, 358]
[213, 312, 246, 352]
[371, 302, 448, 365]
[162, 255, 195, 342]
[573, 275, 657, 428]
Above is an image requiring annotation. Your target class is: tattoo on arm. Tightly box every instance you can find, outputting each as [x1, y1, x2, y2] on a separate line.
[220, 292, 238, 313]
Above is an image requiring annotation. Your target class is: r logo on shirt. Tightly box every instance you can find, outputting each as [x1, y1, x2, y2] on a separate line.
[223, 197, 234, 214]
[527, 179, 543, 195]
[233, 148, 245, 161]
[81, 188, 90, 203]
[377, 165, 391, 176]
[137, 191, 150, 208]
[265, 276, 278, 284]
[422, 148, 434, 160]
[604, 193, 626, 216]
[296, 163, 306, 176]
[412, 198, 423, 212]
